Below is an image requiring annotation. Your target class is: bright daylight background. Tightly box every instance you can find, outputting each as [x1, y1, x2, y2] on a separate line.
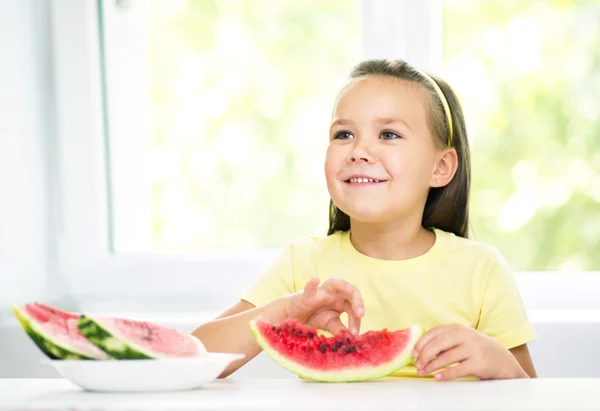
[1, 0, 599, 379]
[108, 0, 600, 271]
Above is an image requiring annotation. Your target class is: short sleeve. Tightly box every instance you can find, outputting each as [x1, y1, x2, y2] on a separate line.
[240, 244, 297, 307]
[476, 250, 536, 349]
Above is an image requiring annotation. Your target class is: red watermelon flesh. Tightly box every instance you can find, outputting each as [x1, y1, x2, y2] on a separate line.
[77, 315, 207, 359]
[11, 303, 110, 360]
[250, 318, 423, 382]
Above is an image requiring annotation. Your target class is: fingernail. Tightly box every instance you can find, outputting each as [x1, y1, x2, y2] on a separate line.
[351, 327, 358, 335]
[418, 369, 424, 375]
[415, 361, 421, 369]
[435, 373, 442, 380]
[357, 307, 364, 317]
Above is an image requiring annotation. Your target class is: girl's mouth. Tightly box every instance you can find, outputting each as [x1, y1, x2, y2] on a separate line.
[344, 177, 387, 185]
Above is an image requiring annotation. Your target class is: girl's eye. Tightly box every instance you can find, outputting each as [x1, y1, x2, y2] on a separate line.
[334, 131, 354, 140]
[380, 130, 401, 140]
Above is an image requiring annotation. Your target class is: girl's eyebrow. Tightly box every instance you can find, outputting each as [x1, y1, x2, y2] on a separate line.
[374, 117, 412, 131]
[330, 118, 353, 129]
[329, 117, 412, 131]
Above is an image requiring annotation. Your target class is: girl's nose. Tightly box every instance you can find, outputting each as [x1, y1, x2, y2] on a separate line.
[348, 141, 375, 163]
[349, 154, 371, 163]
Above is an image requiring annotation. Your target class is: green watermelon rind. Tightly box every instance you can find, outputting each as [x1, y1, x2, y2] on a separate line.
[77, 315, 207, 360]
[77, 315, 158, 359]
[10, 304, 106, 360]
[250, 320, 424, 382]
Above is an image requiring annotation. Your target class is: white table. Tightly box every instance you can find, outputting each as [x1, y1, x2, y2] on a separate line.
[1, 378, 599, 411]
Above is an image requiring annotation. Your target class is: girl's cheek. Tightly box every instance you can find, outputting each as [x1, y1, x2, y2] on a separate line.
[325, 149, 346, 173]
[380, 152, 405, 176]
[324, 163, 341, 188]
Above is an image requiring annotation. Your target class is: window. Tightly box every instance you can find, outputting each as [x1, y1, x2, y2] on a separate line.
[51, 0, 599, 312]
[102, 0, 362, 253]
[443, 0, 600, 271]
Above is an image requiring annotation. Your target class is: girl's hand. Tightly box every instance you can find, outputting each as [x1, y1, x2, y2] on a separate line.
[412, 324, 528, 381]
[285, 277, 364, 336]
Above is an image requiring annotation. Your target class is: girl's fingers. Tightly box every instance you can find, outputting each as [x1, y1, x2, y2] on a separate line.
[345, 301, 360, 335]
[303, 277, 320, 299]
[323, 278, 365, 319]
[416, 327, 465, 370]
[413, 324, 457, 357]
[322, 277, 348, 294]
[304, 277, 365, 335]
[434, 360, 474, 382]
[347, 283, 365, 320]
[419, 345, 470, 376]
[323, 317, 346, 335]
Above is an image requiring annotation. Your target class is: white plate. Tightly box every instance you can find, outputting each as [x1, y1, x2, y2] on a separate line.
[42, 352, 245, 392]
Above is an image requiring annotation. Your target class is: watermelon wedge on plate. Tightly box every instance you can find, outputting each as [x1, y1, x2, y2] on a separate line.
[12, 302, 207, 360]
[77, 314, 207, 359]
[11, 303, 110, 360]
[250, 318, 423, 382]
[11, 302, 245, 392]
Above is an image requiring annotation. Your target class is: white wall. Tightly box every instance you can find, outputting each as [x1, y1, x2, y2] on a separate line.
[0, 0, 55, 313]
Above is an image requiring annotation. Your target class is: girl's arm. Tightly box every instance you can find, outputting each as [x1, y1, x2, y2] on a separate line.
[510, 344, 537, 378]
[191, 297, 288, 378]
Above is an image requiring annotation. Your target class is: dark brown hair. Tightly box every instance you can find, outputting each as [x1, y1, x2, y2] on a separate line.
[327, 59, 471, 238]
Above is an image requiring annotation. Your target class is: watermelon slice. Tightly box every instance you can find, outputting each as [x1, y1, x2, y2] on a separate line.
[77, 314, 207, 359]
[10, 303, 110, 360]
[250, 318, 423, 382]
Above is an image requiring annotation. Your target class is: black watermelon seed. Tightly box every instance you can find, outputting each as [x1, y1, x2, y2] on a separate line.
[307, 332, 314, 339]
[277, 328, 282, 334]
[272, 326, 276, 331]
[297, 330, 302, 337]
[307, 348, 313, 354]
[331, 342, 342, 352]
[319, 343, 327, 353]
[344, 346, 357, 354]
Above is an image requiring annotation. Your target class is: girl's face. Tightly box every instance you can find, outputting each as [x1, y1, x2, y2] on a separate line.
[325, 75, 448, 225]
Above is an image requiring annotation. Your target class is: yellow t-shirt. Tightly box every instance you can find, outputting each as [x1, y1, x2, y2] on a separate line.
[241, 228, 535, 378]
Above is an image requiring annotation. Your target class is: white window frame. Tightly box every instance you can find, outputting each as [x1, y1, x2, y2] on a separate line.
[50, 0, 600, 313]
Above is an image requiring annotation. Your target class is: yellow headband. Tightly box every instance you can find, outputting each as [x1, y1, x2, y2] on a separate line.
[413, 68, 453, 147]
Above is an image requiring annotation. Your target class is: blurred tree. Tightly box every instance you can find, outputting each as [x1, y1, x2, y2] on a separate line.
[146, 0, 361, 250]
[139, 0, 599, 271]
[445, 0, 600, 270]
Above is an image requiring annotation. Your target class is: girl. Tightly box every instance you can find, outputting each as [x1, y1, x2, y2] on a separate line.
[192, 59, 537, 381]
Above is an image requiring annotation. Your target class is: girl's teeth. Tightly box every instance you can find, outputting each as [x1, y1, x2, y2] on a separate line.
[349, 178, 381, 183]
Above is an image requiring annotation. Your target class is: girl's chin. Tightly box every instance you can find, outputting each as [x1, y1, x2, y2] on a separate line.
[344, 210, 398, 225]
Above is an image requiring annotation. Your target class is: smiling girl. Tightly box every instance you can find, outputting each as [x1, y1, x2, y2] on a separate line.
[192, 59, 536, 381]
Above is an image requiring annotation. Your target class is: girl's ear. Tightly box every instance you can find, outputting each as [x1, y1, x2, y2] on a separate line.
[430, 148, 458, 188]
